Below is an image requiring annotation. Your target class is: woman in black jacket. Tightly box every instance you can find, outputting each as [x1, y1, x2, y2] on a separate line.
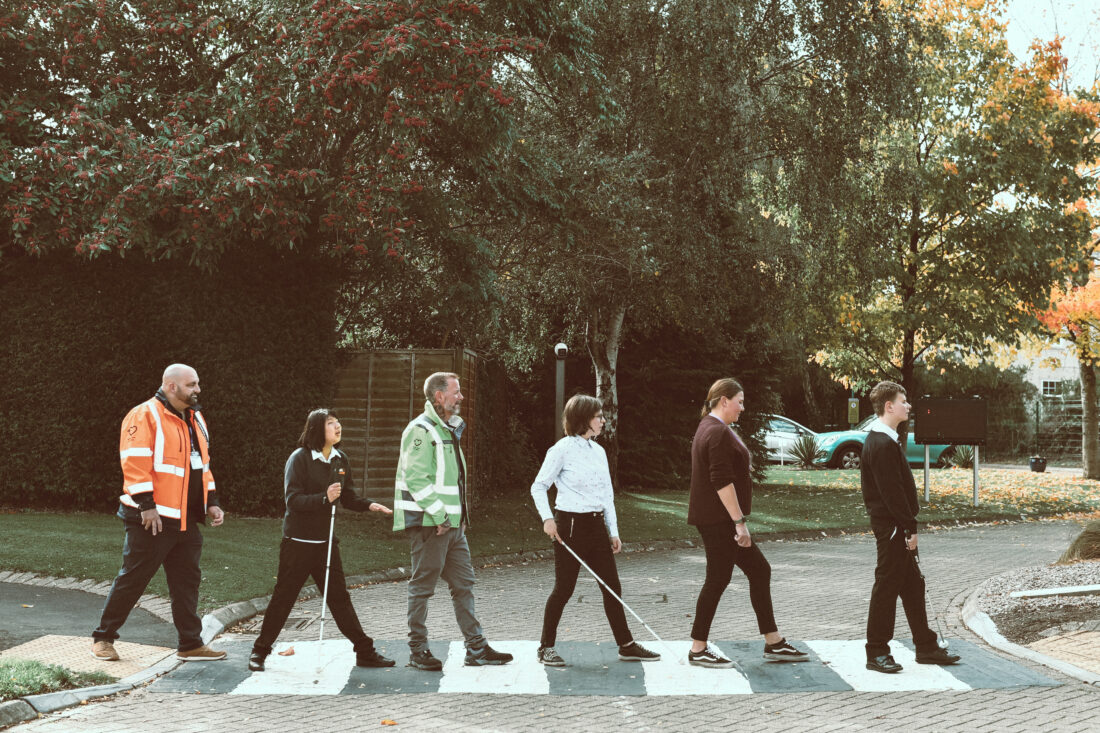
[686, 378, 808, 668]
[248, 408, 393, 672]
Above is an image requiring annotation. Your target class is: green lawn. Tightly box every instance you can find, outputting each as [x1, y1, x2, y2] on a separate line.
[1, 466, 1096, 610]
[0, 659, 114, 702]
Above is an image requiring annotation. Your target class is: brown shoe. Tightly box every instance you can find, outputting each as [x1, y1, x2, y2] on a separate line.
[177, 644, 227, 662]
[91, 641, 120, 661]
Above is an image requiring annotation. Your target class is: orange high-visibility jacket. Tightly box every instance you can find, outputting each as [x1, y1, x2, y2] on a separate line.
[118, 396, 215, 529]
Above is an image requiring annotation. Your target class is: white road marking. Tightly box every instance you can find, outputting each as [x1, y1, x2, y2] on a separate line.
[640, 641, 754, 696]
[437, 640, 549, 695]
[806, 640, 970, 692]
[229, 640, 355, 695]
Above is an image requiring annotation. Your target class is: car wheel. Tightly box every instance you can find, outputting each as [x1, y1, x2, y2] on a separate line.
[834, 445, 861, 470]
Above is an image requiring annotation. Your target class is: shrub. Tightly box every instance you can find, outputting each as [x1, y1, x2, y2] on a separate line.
[0, 248, 338, 516]
[0, 659, 113, 702]
[789, 433, 828, 468]
[951, 445, 975, 468]
[1058, 520, 1100, 564]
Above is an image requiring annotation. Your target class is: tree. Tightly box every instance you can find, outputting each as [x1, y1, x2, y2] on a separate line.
[484, 0, 911, 479]
[1038, 273, 1100, 479]
[807, 0, 1100, 398]
[2, 0, 550, 271]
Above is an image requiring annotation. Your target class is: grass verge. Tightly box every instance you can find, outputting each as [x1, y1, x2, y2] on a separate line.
[1, 466, 1096, 610]
[0, 659, 114, 702]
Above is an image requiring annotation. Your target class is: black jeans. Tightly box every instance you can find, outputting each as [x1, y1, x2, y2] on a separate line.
[541, 511, 632, 648]
[691, 520, 777, 641]
[93, 505, 204, 652]
[253, 537, 374, 656]
[865, 525, 938, 658]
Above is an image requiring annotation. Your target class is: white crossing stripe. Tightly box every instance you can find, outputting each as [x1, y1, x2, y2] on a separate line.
[805, 640, 970, 692]
[641, 641, 754, 696]
[229, 640, 355, 695]
[437, 640, 549, 695]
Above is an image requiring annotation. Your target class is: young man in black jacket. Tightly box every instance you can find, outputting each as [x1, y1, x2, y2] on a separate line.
[861, 381, 960, 673]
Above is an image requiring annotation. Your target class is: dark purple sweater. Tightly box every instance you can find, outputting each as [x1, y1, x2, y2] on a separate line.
[688, 416, 752, 526]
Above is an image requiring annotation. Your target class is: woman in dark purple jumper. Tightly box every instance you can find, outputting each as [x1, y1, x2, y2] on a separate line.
[686, 378, 808, 668]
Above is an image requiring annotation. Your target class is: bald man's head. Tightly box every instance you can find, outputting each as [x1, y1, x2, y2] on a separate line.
[162, 364, 200, 411]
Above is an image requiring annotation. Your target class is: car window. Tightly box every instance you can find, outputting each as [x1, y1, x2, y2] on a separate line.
[856, 415, 876, 431]
[768, 418, 797, 433]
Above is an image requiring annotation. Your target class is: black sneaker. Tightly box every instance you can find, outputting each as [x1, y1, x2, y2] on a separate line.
[763, 638, 809, 662]
[407, 647, 443, 671]
[915, 648, 961, 665]
[537, 646, 566, 666]
[247, 651, 267, 672]
[688, 644, 734, 668]
[618, 641, 660, 661]
[465, 645, 513, 666]
[356, 648, 396, 668]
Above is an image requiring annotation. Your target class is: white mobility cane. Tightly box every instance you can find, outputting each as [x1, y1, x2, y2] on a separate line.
[315, 463, 343, 678]
[557, 538, 683, 665]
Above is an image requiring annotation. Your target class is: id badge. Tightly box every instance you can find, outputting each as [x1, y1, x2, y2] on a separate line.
[190, 450, 203, 470]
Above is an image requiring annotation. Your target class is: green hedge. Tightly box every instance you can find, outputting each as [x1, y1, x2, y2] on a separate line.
[0, 247, 338, 516]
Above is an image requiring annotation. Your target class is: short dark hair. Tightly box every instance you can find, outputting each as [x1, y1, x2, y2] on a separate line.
[869, 381, 906, 416]
[562, 394, 603, 437]
[298, 408, 339, 451]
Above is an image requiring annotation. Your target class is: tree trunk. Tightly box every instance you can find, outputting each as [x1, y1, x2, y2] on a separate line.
[898, 328, 917, 449]
[1080, 336, 1100, 479]
[585, 303, 627, 485]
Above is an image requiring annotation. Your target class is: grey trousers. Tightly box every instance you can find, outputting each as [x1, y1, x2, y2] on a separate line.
[406, 525, 486, 652]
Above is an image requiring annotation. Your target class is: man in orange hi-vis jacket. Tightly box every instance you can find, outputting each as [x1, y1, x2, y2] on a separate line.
[91, 364, 228, 663]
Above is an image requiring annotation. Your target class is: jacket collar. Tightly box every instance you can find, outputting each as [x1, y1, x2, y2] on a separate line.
[868, 418, 898, 441]
[155, 388, 199, 421]
[421, 400, 465, 439]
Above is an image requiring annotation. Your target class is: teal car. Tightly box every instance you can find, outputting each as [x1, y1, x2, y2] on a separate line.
[814, 415, 954, 470]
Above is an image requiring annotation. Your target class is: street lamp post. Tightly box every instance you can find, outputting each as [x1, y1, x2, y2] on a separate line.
[554, 342, 568, 440]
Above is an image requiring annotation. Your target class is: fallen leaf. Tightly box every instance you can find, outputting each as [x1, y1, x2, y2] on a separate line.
[22, 604, 33, 608]
[278, 647, 295, 656]
[381, 720, 398, 726]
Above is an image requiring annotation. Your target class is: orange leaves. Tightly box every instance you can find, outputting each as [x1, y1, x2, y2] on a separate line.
[942, 159, 959, 175]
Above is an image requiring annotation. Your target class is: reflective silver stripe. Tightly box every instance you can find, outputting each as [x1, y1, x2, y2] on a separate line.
[145, 400, 185, 478]
[119, 496, 180, 519]
[424, 499, 445, 516]
[436, 485, 460, 496]
[206, 481, 215, 491]
[127, 481, 154, 494]
[394, 500, 461, 516]
[410, 485, 438, 502]
[120, 447, 152, 459]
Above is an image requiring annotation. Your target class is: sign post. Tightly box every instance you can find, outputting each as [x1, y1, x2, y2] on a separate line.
[914, 397, 987, 506]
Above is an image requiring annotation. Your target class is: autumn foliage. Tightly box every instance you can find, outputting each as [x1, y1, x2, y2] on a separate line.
[1, 1, 539, 263]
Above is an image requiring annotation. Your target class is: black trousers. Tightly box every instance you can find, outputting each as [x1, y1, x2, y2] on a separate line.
[865, 525, 939, 658]
[691, 520, 777, 641]
[541, 511, 632, 648]
[253, 537, 374, 656]
[93, 505, 204, 652]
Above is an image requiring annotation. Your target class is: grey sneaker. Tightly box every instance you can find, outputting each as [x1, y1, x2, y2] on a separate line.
[618, 641, 660, 661]
[688, 644, 734, 668]
[537, 646, 566, 666]
[408, 648, 443, 671]
[465, 644, 513, 666]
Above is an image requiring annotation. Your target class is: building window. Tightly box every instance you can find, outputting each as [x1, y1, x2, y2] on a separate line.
[1042, 380, 1059, 397]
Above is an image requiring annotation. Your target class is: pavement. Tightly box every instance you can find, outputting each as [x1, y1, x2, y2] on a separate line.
[2, 520, 1099, 731]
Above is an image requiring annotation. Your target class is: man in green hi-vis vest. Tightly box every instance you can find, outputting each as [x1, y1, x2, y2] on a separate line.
[394, 371, 513, 671]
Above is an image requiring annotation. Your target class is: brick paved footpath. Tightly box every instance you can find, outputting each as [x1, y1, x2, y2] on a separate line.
[14, 520, 1099, 732]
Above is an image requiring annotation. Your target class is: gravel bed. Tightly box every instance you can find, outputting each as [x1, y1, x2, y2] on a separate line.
[974, 560, 1100, 644]
[975, 560, 1100, 617]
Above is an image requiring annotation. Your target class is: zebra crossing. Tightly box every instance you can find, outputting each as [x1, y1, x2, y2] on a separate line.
[150, 637, 1059, 696]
